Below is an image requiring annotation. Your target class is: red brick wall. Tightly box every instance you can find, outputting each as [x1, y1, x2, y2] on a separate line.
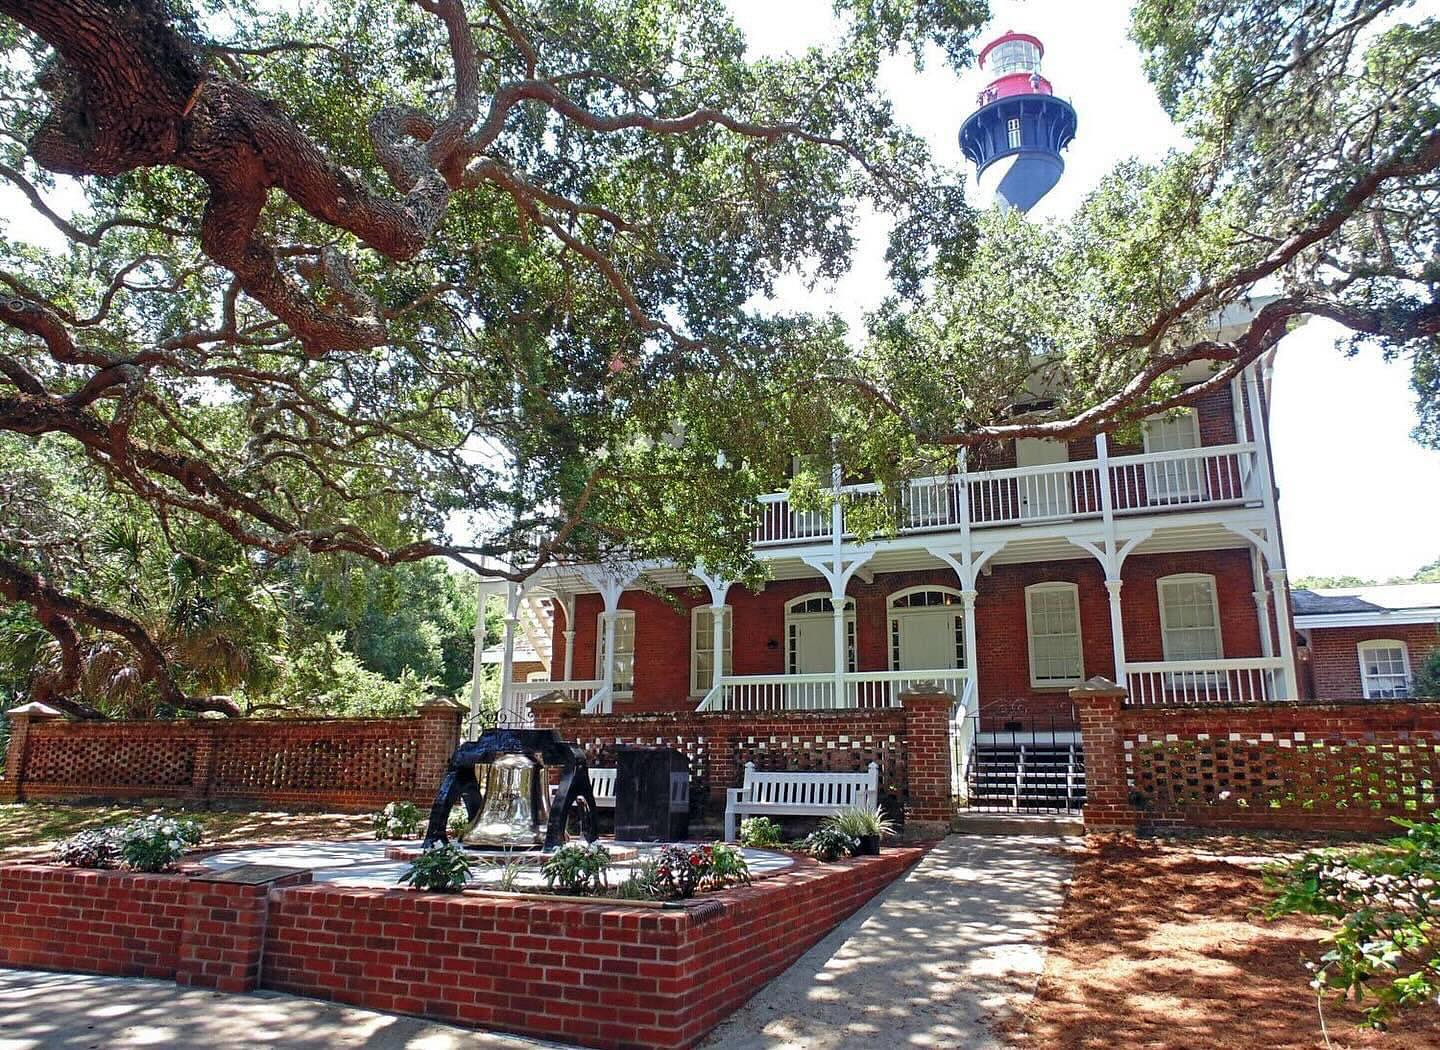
[6, 702, 462, 811]
[0, 866, 190, 979]
[561, 551, 1261, 730]
[531, 701, 953, 824]
[1302, 624, 1440, 700]
[262, 847, 922, 1049]
[1076, 694, 1440, 833]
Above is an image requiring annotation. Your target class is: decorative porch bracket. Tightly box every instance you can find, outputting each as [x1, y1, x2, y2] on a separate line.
[575, 562, 652, 713]
[692, 563, 733, 693]
[927, 540, 1005, 718]
[800, 546, 876, 706]
[1224, 523, 1298, 698]
[1069, 529, 1152, 685]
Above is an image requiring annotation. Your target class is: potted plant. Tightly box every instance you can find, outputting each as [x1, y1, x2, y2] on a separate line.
[825, 806, 896, 856]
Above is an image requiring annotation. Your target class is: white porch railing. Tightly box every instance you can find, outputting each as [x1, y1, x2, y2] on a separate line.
[508, 678, 606, 711]
[1124, 657, 1289, 705]
[695, 668, 969, 713]
[751, 443, 1259, 545]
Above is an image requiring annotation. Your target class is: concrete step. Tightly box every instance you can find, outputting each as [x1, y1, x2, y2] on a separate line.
[951, 810, 1085, 837]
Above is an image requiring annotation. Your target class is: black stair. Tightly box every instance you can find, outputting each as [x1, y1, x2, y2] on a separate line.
[968, 738, 1085, 812]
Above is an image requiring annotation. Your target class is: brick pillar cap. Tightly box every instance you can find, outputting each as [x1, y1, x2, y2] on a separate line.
[6, 701, 63, 718]
[419, 697, 465, 712]
[1068, 676, 1129, 700]
[898, 686, 956, 705]
[528, 692, 583, 717]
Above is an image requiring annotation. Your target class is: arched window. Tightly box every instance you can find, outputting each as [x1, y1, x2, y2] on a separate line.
[1358, 640, 1412, 699]
[888, 587, 966, 671]
[784, 593, 856, 674]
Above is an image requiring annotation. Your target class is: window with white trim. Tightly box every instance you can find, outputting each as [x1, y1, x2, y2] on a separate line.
[1158, 574, 1223, 661]
[1143, 408, 1205, 502]
[690, 606, 732, 695]
[1026, 583, 1083, 686]
[1007, 117, 1022, 149]
[595, 610, 635, 695]
[1358, 640, 1412, 699]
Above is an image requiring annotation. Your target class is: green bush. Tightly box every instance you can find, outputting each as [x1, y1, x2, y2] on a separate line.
[650, 843, 752, 899]
[398, 842, 472, 892]
[372, 800, 424, 840]
[801, 827, 858, 862]
[541, 842, 611, 895]
[53, 828, 121, 869]
[115, 816, 203, 873]
[823, 806, 896, 840]
[1266, 815, 1440, 1029]
[739, 816, 784, 848]
[1414, 648, 1440, 698]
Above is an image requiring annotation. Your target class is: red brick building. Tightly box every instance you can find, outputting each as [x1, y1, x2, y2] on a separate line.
[479, 349, 1299, 748]
[1295, 584, 1440, 700]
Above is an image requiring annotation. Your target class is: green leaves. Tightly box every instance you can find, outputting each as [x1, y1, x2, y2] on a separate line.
[1266, 814, 1440, 1029]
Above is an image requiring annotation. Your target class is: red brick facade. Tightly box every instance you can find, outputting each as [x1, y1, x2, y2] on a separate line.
[1301, 623, 1440, 700]
[559, 549, 1262, 728]
[1, 849, 921, 1050]
[1075, 691, 1440, 834]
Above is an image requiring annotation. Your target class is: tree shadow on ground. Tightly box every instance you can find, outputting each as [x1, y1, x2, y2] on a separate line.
[1012, 835, 1440, 1050]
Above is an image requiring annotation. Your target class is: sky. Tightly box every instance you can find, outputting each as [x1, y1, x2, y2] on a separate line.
[1, 0, 1435, 581]
[726, 0, 1440, 583]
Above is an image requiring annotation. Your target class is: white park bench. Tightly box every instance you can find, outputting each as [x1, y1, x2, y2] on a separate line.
[723, 761, 879, 841]
[551, 767, 616, 810]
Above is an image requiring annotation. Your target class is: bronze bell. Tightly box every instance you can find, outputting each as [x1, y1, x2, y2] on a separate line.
[464, 752, 551, 849]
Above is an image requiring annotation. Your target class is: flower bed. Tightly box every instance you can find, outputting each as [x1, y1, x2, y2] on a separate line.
[0, 843, 924, 1048]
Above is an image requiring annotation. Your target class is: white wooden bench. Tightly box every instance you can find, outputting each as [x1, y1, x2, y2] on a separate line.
[724, 761, 879, 841]
[551, 767, 616, 810]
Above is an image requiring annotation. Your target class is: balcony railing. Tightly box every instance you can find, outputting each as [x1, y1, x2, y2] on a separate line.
[695, 668, 970, 713]
[752, 443, 1258, 546]
[1124, 657, 1289, 705]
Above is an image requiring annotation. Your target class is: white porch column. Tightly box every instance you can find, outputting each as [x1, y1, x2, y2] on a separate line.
[498, 582, 522, 724]
[469, 577, 500, 733]
[599, 608, 619, 696]
[960, 588, 979, 699]
[559, 594, 577, 682]
[577, 564, 642, 712]
[1270, 569, 1298, 698]
[1071, 526, 1151, 689]
[1250, 546, 1275, 658]
[693, 565, 733, 696]
[1104, 579, 1126, 684]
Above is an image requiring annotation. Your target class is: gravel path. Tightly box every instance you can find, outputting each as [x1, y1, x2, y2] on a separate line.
[702, 834, 1073, 1049]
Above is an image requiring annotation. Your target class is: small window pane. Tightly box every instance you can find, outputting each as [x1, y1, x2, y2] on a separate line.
[1360, 643, 1411, 699]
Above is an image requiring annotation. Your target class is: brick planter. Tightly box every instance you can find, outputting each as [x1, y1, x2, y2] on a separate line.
[1, 847, 922, 1048]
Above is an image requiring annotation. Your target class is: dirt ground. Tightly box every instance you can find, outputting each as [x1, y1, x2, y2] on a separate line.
[0, 801, 373, 861]
[1012, 833, 1440, 1050]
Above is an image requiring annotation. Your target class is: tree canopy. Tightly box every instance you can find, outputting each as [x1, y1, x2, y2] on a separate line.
[1, 0, 1436, 716]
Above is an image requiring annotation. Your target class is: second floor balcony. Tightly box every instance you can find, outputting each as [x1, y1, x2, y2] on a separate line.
[753, 440, 1261, 547]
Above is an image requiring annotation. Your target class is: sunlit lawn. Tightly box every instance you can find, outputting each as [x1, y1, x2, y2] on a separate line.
[0, 802, 375, 860]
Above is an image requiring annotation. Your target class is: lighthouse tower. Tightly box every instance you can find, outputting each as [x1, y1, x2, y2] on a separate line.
[958, 31, 1078, 213]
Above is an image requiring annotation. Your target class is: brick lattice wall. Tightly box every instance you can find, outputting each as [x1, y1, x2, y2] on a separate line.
[532, 698, 954, 824]
[6, 702, 462, 811]
[1076, 693, 1440, 833]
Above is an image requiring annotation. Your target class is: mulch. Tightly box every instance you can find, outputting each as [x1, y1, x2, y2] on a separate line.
[1009, 833, 1440, 1049]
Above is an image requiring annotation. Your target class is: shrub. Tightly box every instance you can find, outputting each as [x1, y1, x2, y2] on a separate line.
[739, 816, 784, 848]
[541, 842, 611, 895]
[1415, 648, 1440, 698]
[802, 827, 857, 862]
[615, 859, 663, 901]
[824, 805, 896, 840]
[398, 842, 472, 892]
[372, 800, 424, 840]
[651, 843, 752, 899]
[1266, 815, 1440, 1029]
[53, 828, 120, 869]
[447, 806, 473, 841]
[115, 816, 203, 873]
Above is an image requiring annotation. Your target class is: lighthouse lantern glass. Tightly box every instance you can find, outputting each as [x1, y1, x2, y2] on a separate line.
[987, 40, 1041, 76]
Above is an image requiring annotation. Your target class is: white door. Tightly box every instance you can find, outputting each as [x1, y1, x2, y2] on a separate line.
[1016, 438, 1071, 519]
[897, 610, 958, 671]
[787, 610, 853, 707]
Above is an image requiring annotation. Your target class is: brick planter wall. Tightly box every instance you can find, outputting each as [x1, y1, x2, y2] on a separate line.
[1075, 691, 1440, 834]
[2, 701, 462, 812]
[1, 848, 922, 1050]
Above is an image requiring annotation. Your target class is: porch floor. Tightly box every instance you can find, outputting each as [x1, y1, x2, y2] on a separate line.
[702, 834, 1073, 1048]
